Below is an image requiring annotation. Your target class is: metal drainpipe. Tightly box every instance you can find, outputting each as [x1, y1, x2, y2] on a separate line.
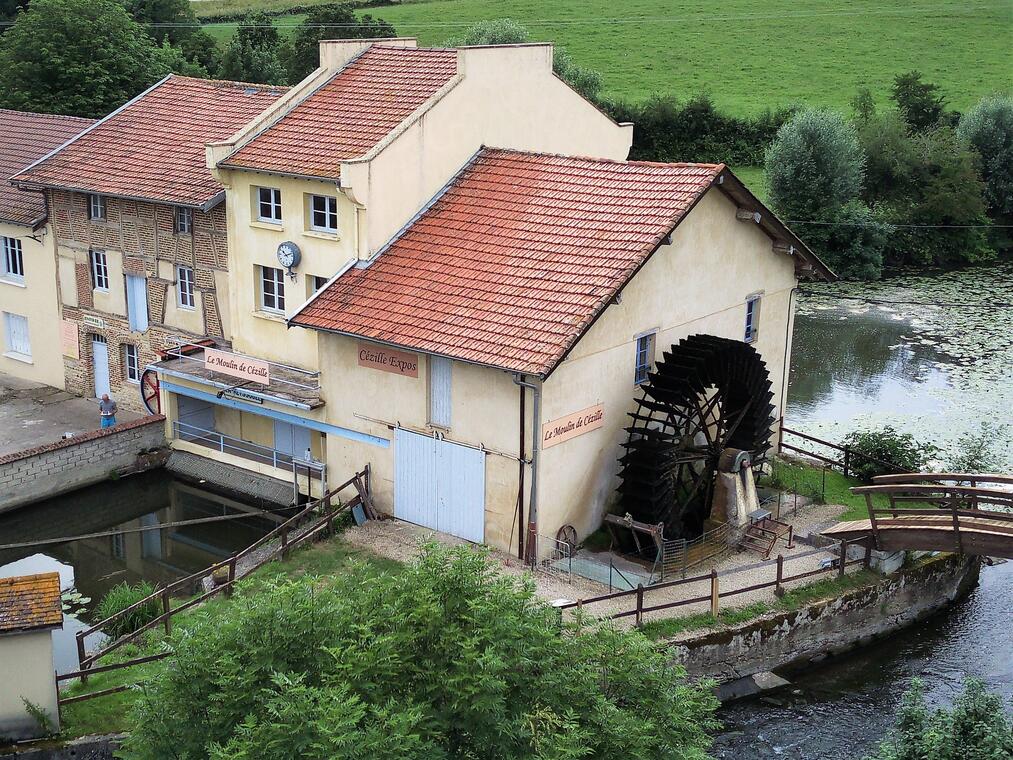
[513, 374, 541, 568]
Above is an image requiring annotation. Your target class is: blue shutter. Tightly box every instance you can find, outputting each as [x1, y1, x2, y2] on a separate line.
[429, 356, 452, 428]
[126, 275, 149, 332]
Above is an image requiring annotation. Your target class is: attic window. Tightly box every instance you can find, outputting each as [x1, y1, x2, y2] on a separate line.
[88, 194, 106, 221]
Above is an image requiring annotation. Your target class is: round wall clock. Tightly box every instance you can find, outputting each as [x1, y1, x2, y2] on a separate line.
[277, 241, 302, 277]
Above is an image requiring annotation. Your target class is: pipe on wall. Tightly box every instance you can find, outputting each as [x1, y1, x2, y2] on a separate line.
[513, 374, 541, 567]
[516, 383, 526, 560]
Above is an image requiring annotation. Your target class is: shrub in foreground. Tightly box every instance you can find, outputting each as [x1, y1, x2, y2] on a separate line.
[121, 543, 719, 759]
[864, 678, 1013, 760]
[94, 580, 161, 639]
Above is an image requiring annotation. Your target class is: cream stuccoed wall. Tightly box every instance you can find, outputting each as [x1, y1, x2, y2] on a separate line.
[340, 44, 633, 256]
[218, 172, 355, 368]
[316, 334, 530, 552]
[0, 222, 65, 386]
[0, 630, 60, 740]
[536, 188, 799, 544]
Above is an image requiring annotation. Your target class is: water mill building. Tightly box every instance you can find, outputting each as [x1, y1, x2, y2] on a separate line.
[4, 39, 831, 559]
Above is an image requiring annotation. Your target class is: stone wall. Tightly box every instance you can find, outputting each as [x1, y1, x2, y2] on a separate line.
[669, 554, 981, 682]
[0, 416, 167, 514]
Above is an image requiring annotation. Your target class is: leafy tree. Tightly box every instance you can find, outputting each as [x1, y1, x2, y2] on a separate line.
[285, 3, 396, 83]
[859, 114, 993, 268]
[0, 0, 29, 27]
[219, 12, 286, 85]
[892, 71, 948, 132]
[948, 422, 1009, 475]
[0, 0, 169, 117]
[120, 543, 719, 759]
[799, 200, 891, 280]
[841, 425, 938, 482]
[864, 679, 1013, 760]
[123, 0, 196, 45]
[178, 28, 222, 78]
[957, 94, 1013, 218]
[448, 19, 605, 103]
[765, 108, 865, 221]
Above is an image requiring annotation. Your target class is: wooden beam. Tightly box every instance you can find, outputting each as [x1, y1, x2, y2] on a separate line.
[736, 208, 761, 223]
[773, 241, 795, 256]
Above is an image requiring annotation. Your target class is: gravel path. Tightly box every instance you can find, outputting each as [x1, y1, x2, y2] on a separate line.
[342, 500, 859, 628]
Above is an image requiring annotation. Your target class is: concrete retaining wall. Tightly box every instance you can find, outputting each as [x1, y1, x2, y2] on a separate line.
[670, 554, 981, 682]
[0, 417, 167, 514]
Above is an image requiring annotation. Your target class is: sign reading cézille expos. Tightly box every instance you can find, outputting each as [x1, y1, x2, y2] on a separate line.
[204, 347, 271, 385]
[357, 341, 419, 378]
[542, 404, 605, 448]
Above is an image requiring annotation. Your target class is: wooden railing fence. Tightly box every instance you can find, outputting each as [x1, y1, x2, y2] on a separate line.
[558, 539, 870, 626]
[58, 466, 372, 705]
[778, 422, 900, 479]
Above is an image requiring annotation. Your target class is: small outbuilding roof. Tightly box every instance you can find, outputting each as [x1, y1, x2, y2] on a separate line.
[0, 572, 63, 635]
[221, 45, 458, 179]
[0, 109, 94, 227]
[293, 148, 829, 377]
[12, 76, 287, 209]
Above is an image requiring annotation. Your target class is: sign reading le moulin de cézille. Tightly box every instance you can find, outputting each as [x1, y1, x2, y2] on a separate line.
[357, 342, 419, 378]
[204, 348, 270, 385]
[542, 404, 605, 448]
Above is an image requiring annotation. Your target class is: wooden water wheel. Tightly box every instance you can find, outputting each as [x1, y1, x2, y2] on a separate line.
[617, 334, 775, 541]
[140, 369, 160, 414]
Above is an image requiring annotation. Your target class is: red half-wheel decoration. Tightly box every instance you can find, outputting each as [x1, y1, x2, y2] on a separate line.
[140, 369, 161, 414]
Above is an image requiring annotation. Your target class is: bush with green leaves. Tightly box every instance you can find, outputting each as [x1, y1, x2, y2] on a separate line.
[0, 0, 171, 117]
[948, 422, 1010, 475]
[94, 580, 162, 639]
[219, 11, 288, 85]
[891, 71, 951, 132]
[958, 94, 1013, 219]
[864, 678, 1013, 760]
[841, 426, 937, 482]
[121, 543, 718, 759]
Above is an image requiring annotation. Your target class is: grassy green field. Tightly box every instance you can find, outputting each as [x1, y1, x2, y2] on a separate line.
[195, 0, 1012, 113]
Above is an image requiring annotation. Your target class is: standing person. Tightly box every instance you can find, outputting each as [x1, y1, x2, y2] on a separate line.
[98, 394, 117, 428]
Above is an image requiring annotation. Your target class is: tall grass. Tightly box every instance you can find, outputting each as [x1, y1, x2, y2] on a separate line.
[94, 581, 162, 639]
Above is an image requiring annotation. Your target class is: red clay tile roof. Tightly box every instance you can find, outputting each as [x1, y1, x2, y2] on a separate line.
[13, 76, 287, 208]
[0, 109, 94, 226]
[291, 149, 724, 376]
[0, 572, 63, 634]
[222, 46, 458, 178]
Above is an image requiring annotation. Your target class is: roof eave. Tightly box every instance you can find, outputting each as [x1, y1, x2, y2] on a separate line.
[11, 180, 221, 211]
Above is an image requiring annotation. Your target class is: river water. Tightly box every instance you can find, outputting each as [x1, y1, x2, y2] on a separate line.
[717, 264, 1013, 757]
[0, 471, 276, 673]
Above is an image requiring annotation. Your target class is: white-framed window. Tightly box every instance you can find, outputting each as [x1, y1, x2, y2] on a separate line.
[3, 312, 31, 358]
[634, 331, 656, 385]
[260, 266, 285, 313]
[89, 249, 109, 290]
[124, 343, 140, 383]
[174, 206, 193, 235]
[1, 237, 24, 283]
[177, 265, 195, 309]
[257, 187, 282, 223]
[744, 295, 761, 343]
[308, 274, 329, 296]
[88, 194, 106, 221]
[309, 194, 338, 233]
[428, 355, 452, 428]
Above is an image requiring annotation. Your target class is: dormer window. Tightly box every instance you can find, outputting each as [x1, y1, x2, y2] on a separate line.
[88, 194, 106, 221]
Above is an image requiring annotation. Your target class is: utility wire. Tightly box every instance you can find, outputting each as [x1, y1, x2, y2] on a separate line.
[788, 221, 1012, 229]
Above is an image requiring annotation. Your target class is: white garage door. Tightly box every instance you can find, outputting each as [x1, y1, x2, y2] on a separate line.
[394, 428, 485, 543]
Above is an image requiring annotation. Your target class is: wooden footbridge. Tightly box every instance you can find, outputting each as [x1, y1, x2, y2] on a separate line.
[823, 473, 1013, 558]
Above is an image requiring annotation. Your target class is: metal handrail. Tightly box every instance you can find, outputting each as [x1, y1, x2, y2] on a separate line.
[173, 421, 324, 474]
[164, 336, 320, 391]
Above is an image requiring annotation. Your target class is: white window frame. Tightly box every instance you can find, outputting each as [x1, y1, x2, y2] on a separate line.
[177, 265, 195, 309]
[257, 187, 282, 224]
[260, 266, 286, 313]
[428, 355, 452, 429]
[744, 294, 761, 344]
[308, 274, 329, 296]
[174, 206, 193, 235]
[634, 331, 656, 385]
[90, 249, 109, 291]
[124, 343, 140, 384]
[309, 194, 338, 233]
[2, 237, 24, 283]
[88, 194, 106, 221]
[3, 312, 31, 359]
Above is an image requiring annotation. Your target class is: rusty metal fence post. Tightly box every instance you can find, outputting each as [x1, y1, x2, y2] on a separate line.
[775, 554, 784, 597]
[635, 584, 644, 627]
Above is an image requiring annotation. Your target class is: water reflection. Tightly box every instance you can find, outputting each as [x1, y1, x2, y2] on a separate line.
[0, 471, 278, 672]
[787, 263, 1013, 469]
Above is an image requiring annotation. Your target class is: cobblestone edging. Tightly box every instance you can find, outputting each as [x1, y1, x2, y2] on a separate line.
[0, 416, 167, 514]
[668, 553, 981, 683]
